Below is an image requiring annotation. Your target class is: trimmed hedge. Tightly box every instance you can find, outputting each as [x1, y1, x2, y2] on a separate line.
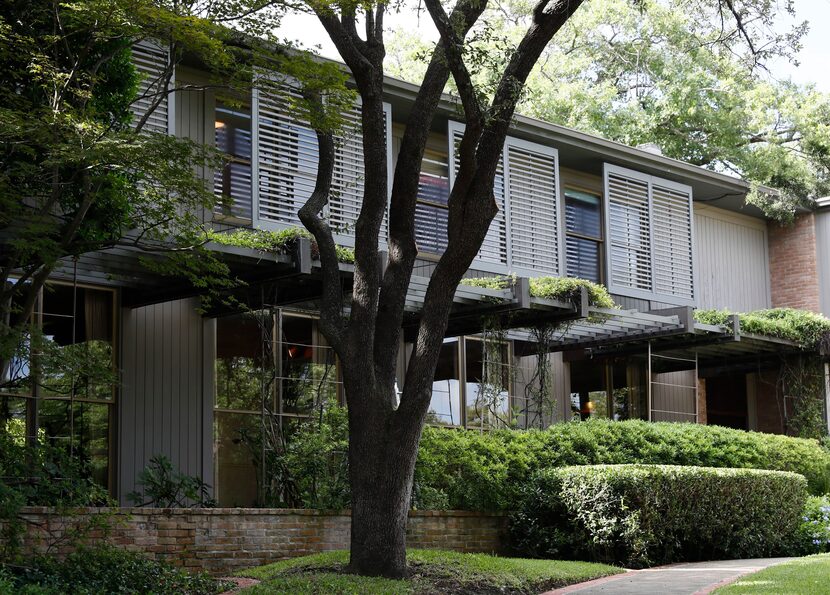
[414, 419, 830, 511]
[509, 465, 807, 567]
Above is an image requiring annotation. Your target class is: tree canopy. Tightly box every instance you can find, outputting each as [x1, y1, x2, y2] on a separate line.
[387, 0, 830, 222]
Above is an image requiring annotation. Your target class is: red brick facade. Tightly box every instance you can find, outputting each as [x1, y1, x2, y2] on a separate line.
[13, 507, 507, 575]
[768, 213, 820, 312]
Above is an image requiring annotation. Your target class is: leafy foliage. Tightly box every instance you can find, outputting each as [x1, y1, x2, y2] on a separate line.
[694, 307, 830, 349]
[801, 495, 830, 555]
[127, 455, 215, 508]
[262, 408, 830, 511]
[207, 227, 356, 264]
[1, 545, 230, 595]
[460, 275, 616, 308]
[510, 465, 807, 567]
[0, 423, 112, 561]
[387, 0, 829, 222]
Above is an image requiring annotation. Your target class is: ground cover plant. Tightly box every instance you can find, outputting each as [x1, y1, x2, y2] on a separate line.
[460, 275, 616, 308]
[0, 545, 231, 595]
[206, 228, 356, 264]
[694, 308, 830, 350]
[510, 465, 807, 568]
[714, 554, 830, 594]
[236, 549, 620, 594]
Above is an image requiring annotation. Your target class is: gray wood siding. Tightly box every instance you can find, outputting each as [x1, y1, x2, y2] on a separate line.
[816, 211, 830, 317]
[693, 205, 771, 311]
[118, 298, 214, 503]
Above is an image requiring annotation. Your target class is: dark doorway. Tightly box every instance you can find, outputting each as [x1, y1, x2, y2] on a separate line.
[706, 374, 748, 429]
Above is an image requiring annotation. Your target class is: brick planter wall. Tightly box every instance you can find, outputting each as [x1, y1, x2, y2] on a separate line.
[14, 507, 507, 574]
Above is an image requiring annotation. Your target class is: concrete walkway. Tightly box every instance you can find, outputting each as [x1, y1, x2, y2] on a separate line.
[545, 558, 794, 595]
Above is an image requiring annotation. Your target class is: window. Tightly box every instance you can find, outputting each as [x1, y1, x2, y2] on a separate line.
[214, 102, 253, 220]
[213, 311, 340, 507]
[564, 189, 603, 283]
[1, 283, 116, 491]
[604, 164, 694, 304]
[464, 337, 511, 430]
[426, 339, 461, 425]
[414, 148, 450, 255]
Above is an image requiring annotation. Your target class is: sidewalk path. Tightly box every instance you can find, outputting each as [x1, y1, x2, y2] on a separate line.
[545, 558, 794, 595]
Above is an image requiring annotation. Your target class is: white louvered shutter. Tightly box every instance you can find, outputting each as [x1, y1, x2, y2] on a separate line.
[254, 78, 317, 225]
[448, 122, 508, 268]
[604, 164, 695, 304]
[131, 40, 171, 134]
[328, 102, 390, 243]
[254, 77, 388, 241]
[505, 138, 560, 275]
[652, 182, 694, 300]
[606, 168, 652, 294]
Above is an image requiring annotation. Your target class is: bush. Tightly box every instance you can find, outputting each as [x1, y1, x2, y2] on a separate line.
[415, 419, 830, 510]
[2, 545, 230, 594]
[0, 424, 112, 561]
[801, 495, 830, 554]
[510, 464, 807, 568]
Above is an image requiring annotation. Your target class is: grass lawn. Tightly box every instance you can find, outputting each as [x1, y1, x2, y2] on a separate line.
[236, 549, 621, 594]
[716, 554, 830, 594]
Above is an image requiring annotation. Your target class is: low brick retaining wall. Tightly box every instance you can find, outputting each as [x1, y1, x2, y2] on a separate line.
[15, 507, 507, 574]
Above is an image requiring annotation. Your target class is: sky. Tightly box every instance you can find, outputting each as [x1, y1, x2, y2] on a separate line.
[278, 0, 830, 93]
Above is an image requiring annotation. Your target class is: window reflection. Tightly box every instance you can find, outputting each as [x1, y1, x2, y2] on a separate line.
[565, 189, 603, 283]
[215, 102, 253, 220]
[426, 339, 461, 426]
[415, 149, 450, 254]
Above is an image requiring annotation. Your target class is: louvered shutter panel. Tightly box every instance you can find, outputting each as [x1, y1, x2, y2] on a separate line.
[604, 164, 695, 304]
[255, 78, 317, 225]
[328, 102, 390, 243]
[652, 182, 694, 300]
[505, 139, 560, 275]
[131, 40, 170, 134]
[448, 123, 508, 267]
[606, 169, 652, 293]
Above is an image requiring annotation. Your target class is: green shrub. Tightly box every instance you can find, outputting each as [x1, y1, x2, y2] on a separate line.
[2, 545, 230, 594]
[0, 424, 112, 561]
[127, 454, 216, 508]
[459, 275, 616, 308]
[801, 495, 830, 554]
[415, 419, 830, 510]
[694, 308, 830, 349]
[510, 464, 807, 567]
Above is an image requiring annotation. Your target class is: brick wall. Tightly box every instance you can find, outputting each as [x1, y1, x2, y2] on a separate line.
[768, 213, 820, 312]
[14, 508, 507, 575]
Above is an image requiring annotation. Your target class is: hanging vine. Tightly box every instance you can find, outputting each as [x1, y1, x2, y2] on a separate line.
[780, 354, 827, 439]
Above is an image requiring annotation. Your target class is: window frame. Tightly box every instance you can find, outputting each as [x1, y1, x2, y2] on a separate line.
[563, 186, 605, 284]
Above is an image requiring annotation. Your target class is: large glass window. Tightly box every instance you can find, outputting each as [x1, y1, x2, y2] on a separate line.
[214, 102, 253, 220]
[213, 311, 340, 507]
[0, 283, 116, 490]
[414, 148, 450, 255]
[564, 189, 603, 283]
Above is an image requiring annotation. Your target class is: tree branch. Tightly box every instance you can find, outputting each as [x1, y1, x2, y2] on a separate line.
[297, 92, 346, 354]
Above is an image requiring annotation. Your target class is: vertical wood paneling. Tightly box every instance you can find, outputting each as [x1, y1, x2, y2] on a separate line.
[816, 211, 830, 317]
[694, 205, 771, 311]
[118, 298, 213, 504]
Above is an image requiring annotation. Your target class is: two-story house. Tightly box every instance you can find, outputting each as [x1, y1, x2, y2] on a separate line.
[3, 41, 829, 506]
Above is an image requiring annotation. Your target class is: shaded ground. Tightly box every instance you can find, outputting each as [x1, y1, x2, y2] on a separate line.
[235, 549, 621, 594]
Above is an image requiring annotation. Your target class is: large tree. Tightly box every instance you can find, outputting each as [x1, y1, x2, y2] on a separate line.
[286, 0, 785, 578]
[387, 0, 829, 221]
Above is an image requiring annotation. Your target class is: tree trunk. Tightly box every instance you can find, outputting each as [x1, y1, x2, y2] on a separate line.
[345, 380, 422, 578]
